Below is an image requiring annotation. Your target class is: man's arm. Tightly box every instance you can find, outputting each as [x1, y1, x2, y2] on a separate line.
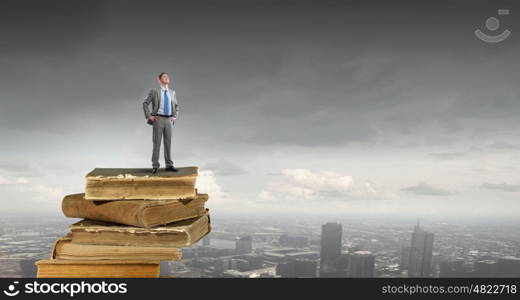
[173, 90, 180, 119]
[142, 89, 154, 119]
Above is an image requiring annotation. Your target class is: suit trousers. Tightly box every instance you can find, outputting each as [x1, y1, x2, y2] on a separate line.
[151, 116, 174, 168]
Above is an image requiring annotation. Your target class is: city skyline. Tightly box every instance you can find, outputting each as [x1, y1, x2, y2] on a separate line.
[2, 214, 519, 278]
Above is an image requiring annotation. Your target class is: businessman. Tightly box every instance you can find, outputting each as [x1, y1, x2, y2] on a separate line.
[142, 72, 180, 174]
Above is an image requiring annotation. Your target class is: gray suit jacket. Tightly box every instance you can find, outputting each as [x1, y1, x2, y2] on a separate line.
[142, 87, 180, 125]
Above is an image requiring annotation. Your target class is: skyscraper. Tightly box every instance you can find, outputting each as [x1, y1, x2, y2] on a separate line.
[408, 223, 434, 277]
[319, 222, 343, 277]
[400, 246, 410, 270]
[348, 250, 375, 277]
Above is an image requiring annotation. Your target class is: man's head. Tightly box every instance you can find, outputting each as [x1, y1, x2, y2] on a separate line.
[158, 72, 170, 86]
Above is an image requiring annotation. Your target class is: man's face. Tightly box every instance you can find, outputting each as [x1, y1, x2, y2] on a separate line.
[159, 73, 170, 85]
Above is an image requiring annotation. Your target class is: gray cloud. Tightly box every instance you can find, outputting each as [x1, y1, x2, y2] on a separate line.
[488, 141, 520, 150]
[401, 182, 457, 196]
[480, 182, 520, 192]
[1, 0, 519, 149]
[0, 158, 43, 177]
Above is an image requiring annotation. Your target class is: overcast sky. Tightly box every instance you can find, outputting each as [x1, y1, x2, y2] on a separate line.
[1, 0, 520, 220]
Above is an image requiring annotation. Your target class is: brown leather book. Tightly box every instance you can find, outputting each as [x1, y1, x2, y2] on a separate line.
[84, 167, 198, 200]
[69, 211, 211, 248]
[62, 192, 208, 228]
[35, 259, 160, 278]
[51, 235, 182, 261]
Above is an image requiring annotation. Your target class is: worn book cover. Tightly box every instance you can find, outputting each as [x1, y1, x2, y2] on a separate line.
[35, 259, 161, 278]
[52, 235, 182, 261]
[69, 210, 211, 248]
[62, 192, 208, 228]
[85, 167, 198, 200]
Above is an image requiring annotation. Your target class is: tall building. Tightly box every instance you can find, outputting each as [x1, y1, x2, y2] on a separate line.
[400, 246, 410, 270]
[408, 222, 434, 277]
[319, 222, 343, 277]
[348, 251, 375, 277]
[235, 236, 253, 254]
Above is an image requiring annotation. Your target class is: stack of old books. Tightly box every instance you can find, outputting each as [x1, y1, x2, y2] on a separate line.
[35, 167, 211, 278]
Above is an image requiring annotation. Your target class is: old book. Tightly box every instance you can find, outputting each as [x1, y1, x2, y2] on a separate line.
[62, 192, 208, 228]
[84, 167, 198, 200]
[69, 211, 211, 248]
[52, 235, 182, 261]
[35, 259, 160, 278]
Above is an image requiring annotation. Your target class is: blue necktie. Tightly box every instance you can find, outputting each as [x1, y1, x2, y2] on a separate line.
[163, 89, 171, 115]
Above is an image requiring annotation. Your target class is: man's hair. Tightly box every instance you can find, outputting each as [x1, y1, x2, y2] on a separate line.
[158, 72, 168, 80]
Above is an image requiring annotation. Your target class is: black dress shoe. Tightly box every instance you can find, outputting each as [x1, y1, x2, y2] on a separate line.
[165, 166, 178, 172]
[151, 168, 159, 174]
